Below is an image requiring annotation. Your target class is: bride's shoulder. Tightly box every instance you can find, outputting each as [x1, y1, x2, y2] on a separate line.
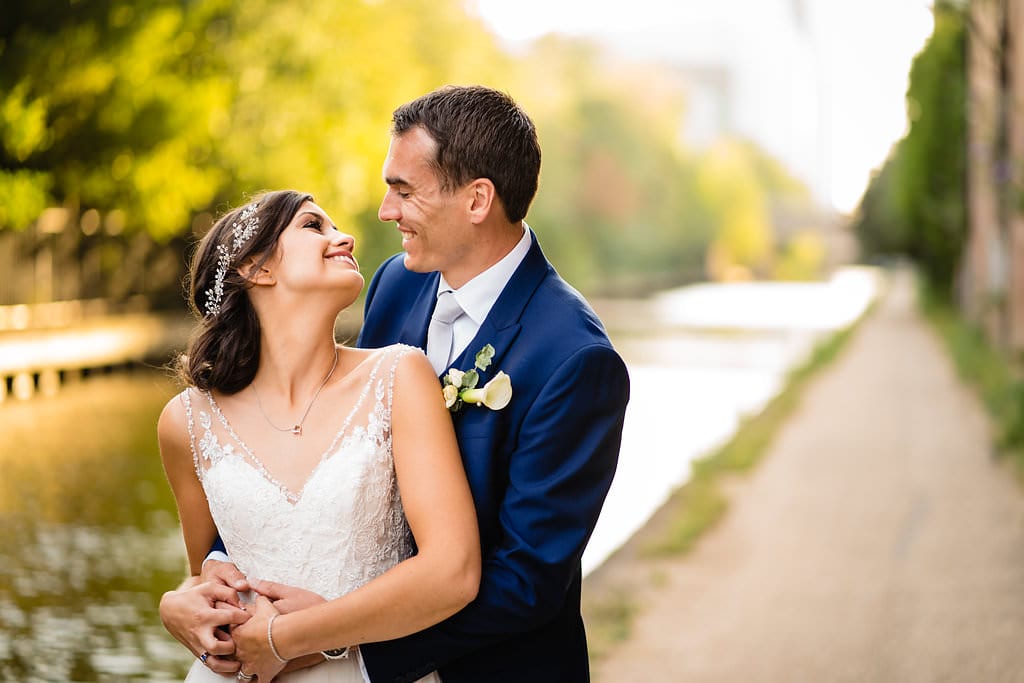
[159, 388, 190, 422]
[389, 342, 427, 360]
[339, 344, 426, 379]
[386, 343, 430, 371]
[358, 343, 428, 365]
[157, 388, 195, 453]
[389, 346, 438, 395]
[354, 344, 432, 384]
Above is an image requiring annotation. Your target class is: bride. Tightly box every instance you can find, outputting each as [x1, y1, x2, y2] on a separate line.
[158, 190, 480, 681]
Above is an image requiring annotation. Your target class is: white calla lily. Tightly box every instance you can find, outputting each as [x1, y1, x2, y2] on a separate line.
[440, 344, 513, 413]
[460, 371, 513, 410]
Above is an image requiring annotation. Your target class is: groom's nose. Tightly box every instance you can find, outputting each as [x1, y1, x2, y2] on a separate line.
[379, 190, 400, 223]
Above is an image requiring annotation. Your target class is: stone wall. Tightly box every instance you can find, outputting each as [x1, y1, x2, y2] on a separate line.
[963, 0, 1024, 353]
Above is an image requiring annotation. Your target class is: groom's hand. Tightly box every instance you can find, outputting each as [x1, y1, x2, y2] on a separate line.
[252, 578, 327, 614]
[201, 558, 251, 593]
[159, 581, 250, 675]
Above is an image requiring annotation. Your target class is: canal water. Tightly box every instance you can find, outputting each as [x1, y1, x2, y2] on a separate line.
[0, 269, 879, 681]
[582, 267, 880, 574]
[0, 370, 191, 681]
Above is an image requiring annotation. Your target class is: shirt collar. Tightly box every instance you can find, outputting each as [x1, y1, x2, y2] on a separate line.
[437, 224, 533, 325]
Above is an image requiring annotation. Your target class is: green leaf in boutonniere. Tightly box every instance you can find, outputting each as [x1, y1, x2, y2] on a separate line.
[475, 344, 495, 370]
[441, 344, 512, 412]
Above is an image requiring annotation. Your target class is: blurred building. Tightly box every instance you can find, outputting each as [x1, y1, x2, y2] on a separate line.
[568, 0, 861, 269]
[962, 0, 1024, 351]
[599, 0, 830, 208]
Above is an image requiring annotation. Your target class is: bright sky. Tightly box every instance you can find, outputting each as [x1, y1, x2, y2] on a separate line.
[471, 0, 934, 214]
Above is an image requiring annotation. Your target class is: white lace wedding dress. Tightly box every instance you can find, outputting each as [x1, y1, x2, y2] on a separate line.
[178, 344, 440, 683]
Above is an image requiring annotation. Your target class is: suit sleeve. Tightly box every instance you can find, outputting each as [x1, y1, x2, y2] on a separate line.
[357, 255, 398, 349]
[361, 343, 630, 680]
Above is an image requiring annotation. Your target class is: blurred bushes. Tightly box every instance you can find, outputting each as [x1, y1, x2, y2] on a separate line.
[854, 3, 966, 300]
[856, 1, 1024, 470]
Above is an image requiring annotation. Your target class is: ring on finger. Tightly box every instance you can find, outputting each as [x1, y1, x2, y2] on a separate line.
[238, 671, 256, 681]
[199, 652, 210, 665]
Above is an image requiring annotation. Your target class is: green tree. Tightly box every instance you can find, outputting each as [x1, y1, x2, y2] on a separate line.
[898, 3, 967, 296]
[854, 3, 966, 297]
[0, 0, 232, 238]
[518, 36, 714, 292]
[854, 148, 911, 259]
[206, 0, 512, 273]
[2, 1, 813, 306]
[696, 139, 812, 281]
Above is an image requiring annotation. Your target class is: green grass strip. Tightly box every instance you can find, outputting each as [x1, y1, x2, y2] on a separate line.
[644, 320, 859, 556]
[919, 287, 1024, 476]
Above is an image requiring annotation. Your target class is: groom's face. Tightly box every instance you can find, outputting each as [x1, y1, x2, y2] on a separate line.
[380, 126, 476, 286]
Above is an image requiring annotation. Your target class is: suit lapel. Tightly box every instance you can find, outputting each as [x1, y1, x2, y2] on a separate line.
[397, 272, 441, 350]
[451, 319, 522, 380]
[447, 236, 552, 377]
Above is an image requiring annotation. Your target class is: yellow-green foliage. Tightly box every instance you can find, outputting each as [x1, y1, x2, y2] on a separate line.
[2, 1, 818, 291]
[775, 230, 826, 281]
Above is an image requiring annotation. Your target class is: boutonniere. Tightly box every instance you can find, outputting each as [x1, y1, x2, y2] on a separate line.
[442, 344, 513, 413]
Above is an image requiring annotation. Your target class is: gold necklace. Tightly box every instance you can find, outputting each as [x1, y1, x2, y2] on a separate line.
[251, 348, 339, 436]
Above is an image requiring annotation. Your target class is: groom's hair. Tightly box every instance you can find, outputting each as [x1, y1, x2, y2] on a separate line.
[391, 85, 541, 224]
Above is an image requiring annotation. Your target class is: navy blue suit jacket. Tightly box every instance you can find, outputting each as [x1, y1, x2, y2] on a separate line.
[356, 236, 630, 682]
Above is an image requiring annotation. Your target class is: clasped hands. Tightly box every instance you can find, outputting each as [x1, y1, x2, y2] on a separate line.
[160, 560, 326, 680]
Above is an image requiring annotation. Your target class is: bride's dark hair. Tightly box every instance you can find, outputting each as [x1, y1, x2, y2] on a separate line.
[177, 190, 314, 394]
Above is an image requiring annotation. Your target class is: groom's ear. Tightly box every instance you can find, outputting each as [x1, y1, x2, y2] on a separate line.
[466, 178, 496, 225]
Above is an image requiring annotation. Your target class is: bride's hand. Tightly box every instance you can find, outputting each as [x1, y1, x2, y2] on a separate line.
[252, 578, 327, 614]
[233, 595, 287, 682]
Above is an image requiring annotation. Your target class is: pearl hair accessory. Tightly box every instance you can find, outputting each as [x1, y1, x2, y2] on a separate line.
[204, 202, 261, 317]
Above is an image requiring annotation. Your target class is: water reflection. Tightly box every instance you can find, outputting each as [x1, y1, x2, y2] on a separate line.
[0, 371, 193, 681]
[582, 328, 817, 575]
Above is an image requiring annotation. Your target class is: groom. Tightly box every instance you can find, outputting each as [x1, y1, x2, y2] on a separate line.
[355, 85, 629, 681]
[162, 85, 629, 681]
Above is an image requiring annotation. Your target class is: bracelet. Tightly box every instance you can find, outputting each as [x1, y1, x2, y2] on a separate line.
[267, 614, 288, 664]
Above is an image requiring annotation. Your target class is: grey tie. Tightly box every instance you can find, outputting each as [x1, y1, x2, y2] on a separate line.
[426, 290, 464, 374]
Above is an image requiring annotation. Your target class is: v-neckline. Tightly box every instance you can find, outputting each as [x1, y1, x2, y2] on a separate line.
[202, 348, 388, 504]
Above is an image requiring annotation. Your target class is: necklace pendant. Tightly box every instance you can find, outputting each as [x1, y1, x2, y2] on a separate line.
[290, 425, 302, 436]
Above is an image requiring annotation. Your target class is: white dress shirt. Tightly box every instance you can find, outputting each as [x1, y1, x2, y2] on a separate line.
[435, 225, 532, 363]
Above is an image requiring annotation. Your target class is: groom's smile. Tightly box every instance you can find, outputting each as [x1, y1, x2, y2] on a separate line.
[379, 126, 475, 284]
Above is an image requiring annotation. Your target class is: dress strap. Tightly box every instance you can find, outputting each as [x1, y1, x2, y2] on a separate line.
[387, 344, 419, 419]
[379, 344, 421, 455]
[178, 388, 202, 479]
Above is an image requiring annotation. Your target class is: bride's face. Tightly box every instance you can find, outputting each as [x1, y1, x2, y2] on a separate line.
[261, 200, 364, 309]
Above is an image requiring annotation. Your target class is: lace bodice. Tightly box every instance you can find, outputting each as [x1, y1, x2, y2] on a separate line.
[180, 344, 416, 601]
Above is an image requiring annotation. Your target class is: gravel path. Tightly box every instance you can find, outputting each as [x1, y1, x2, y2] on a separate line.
[592, 269, 1024, 682]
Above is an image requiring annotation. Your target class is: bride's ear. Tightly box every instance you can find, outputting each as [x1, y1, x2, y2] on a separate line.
[238, 258, 276, 286]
